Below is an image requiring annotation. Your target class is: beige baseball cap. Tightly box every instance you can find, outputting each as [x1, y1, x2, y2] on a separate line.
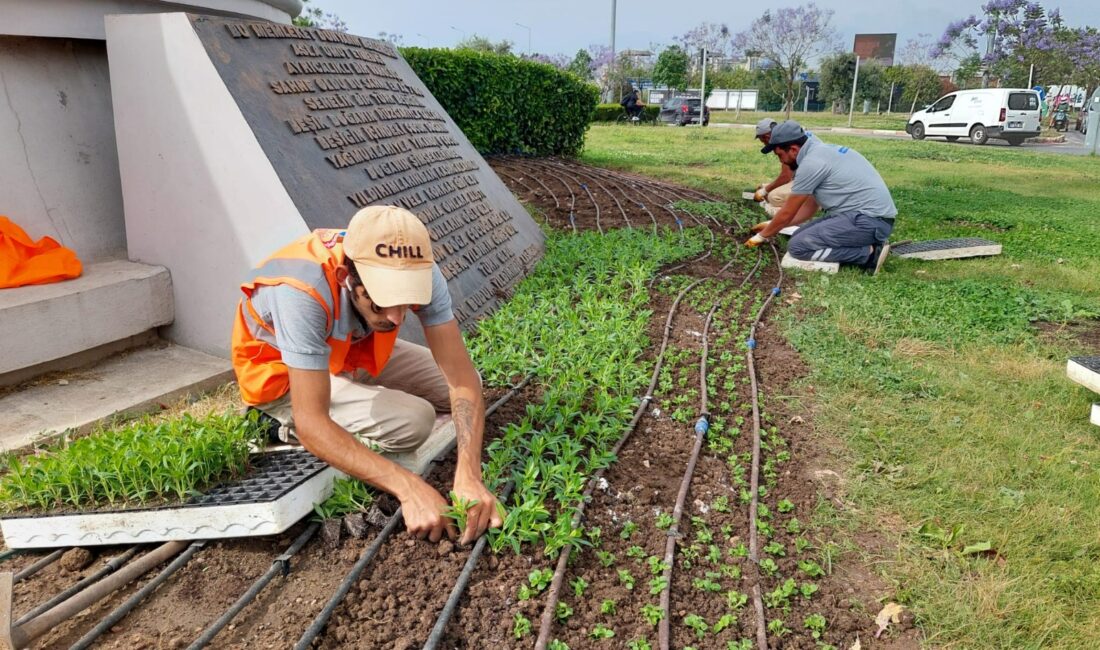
[342, 206, 434, 307]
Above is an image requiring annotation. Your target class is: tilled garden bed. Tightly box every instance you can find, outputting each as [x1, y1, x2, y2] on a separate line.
[0, 157, 918, 650]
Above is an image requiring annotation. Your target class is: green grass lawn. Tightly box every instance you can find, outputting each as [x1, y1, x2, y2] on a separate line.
[581, 124, 1100, 648]
[708, 109, 910, 131]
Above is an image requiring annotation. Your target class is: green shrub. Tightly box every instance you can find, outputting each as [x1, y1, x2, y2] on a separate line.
[401, 48, 598, 156]
[591, 104, 661, 122]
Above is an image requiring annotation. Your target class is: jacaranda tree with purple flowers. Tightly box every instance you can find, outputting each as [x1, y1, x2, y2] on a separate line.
[732, 3, 840, 119]
[931, 0, 1093, 88]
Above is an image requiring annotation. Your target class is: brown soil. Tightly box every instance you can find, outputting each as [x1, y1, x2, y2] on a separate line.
[1034, 319, 1100, 352]
[0, 159, 917, 650]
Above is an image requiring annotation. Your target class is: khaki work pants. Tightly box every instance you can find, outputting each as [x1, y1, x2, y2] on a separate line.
[763, 182, 792, 217]
[257, 339, 451, 453]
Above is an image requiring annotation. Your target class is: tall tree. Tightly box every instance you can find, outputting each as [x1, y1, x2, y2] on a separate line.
[292, 0, 348, 32]
[733, 3, 840, 118]
[567, 49, 595, 80]
[652, 46, 690, 92]
[819, 52, 887, 111]
[456, 35, 515, 56]
[932, 0, 1071, 87]
[898, 65, 945, 111]
[675, 22, 732, 59]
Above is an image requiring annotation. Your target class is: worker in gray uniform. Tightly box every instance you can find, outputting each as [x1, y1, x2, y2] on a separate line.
[745, 120, 895, 274]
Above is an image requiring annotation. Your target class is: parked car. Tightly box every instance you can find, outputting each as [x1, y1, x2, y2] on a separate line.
[906, 88, 1041, 146]
[657, 97, 710, 126]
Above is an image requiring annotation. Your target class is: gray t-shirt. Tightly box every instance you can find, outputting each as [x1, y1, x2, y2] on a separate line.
[791, 138, 897, 219]
[249, 262, 454, 370]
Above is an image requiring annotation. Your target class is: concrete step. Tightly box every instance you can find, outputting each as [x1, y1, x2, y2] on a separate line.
[0, 259, 173, 378]
[0, 343, 232, 453]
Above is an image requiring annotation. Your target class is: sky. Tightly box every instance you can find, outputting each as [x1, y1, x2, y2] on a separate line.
[319, 0, 1100, 61]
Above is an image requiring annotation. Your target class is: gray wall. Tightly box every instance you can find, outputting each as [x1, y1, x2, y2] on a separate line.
[0, 36, 126, 262]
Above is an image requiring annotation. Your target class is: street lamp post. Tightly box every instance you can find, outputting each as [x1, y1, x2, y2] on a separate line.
[515, 22, 531, 55]
[449, 26, 466, 44]
[608, 0, 617, 103]
[415, 32, 429, 47]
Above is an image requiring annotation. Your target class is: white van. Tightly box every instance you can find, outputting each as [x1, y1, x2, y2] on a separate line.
[906, 88, 1042, 146]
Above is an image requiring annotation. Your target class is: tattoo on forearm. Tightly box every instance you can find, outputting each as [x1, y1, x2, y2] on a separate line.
[453, 397, 476, 449]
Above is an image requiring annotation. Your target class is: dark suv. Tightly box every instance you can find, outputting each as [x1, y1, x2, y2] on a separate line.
[657, 97, 710, 126]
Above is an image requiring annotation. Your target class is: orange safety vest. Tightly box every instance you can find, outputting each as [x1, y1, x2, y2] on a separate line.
[231, 229, 399, 405]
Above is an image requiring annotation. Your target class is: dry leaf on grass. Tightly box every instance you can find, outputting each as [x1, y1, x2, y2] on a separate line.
[875, 602, 905, 638]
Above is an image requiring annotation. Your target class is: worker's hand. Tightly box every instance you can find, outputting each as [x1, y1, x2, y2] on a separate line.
[452, 473, 505, 546]
[753, 187, 769, 202]
[398, 475, 457, 543]
[744, 234, 767, 248]
[750, 220, 771, 233]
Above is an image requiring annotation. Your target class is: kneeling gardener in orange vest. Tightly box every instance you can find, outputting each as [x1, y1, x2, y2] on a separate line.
[231, 205, 502, 545]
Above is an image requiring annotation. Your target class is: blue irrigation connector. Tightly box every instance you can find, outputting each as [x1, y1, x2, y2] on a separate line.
[772, 287, 781, 296]
[694, 417, 710, 435]
[747, 338, 757, 349]
[581, 183, 588, 189]
[674, 217, 684, 228]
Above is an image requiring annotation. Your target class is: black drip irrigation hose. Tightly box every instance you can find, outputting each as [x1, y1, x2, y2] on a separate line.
[0, 549, 26, 565]
[656, 252, 764, 650]
[542, 159, 628, 232]
[292, 376, 533, 650]
[420, 478, 518, 650]
[745, 243, 786, 650]
[186, 522, 321, 650]
[520, 160, 581, 234]
[15, 546, 142, 626]
[69, 541, 206, 650]
[533, 236, 739, 650]
[495, 160, 561, 209]
[13, 548, 65, 584]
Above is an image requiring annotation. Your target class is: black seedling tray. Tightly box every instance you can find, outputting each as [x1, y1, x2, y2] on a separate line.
[1071, 357, 1100, 374]
[892, 238, 998, 255]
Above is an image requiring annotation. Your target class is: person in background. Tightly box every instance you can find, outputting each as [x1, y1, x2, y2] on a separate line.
[745, 120, 896, 275]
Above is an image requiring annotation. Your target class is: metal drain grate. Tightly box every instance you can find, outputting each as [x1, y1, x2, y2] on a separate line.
[893, 238, 1002, 260]
[1070, 357, 1100, 374]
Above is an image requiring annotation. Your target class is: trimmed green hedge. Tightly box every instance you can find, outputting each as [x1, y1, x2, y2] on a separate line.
[591, 103, 661, 122]
[402, 48, 598, 156]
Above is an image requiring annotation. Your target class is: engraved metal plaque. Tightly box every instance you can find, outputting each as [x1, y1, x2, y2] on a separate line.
[189, 16, 543, 326]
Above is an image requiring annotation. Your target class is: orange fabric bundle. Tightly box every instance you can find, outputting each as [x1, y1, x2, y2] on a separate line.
[0, 216, 83, 289]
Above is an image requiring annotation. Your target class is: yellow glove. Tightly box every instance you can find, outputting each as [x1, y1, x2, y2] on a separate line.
[753, 187, 769, 202]
[744, 234, 767, 248]
[751, 220, 771, 233]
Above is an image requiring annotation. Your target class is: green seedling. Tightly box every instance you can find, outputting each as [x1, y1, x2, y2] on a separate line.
[626, 545, 646, 559]
[513, 613, 532, 639]
[757, 519, 774, 538]
[312, 477, 373, 520]
[707, 544, 722, 564]
[548, 641, 569, 650]
[713, 613, 737, 633]
[443, 491, 479, 535]
[618, 569, 636, 590]
[799, 560, 826, 578]
[648, 576, 668, 595]
[777, 498, 795, 513]
[720, 563, 742, 579]
[570, 576, 588, 598]
[641, 603, 664, 626]
[589, 625, 615, 640]
[720, 524, 734, 538]
[764, 541, 786, 557]
[627, 638, 652, 650]
[692, 577, 722, 593]
[555, 601, 574, 621]
[684, 614, 709, 639]
[620, 520, 639, 539]
[767, 619, 791, 636]
[586, 526, 602, 547]
[786, 518, 802, 534]
[728, 640, 753, 650]
[596, 550, 616, 567]
[804, 613, 827, 639]
[801, 583, 819, 599]
[759, 558, 779, 576]
[517, 584, 534, 601]
[795, 537, 811, 553]
[726, 589, 749, 610]
[757, 503, 770, 519]
[765, 579, 798, 610]
[646, 556, 669, 575]
[600, 598, 616, 616]
[529, 568, 554, 592]
[729, 542, 748, 558]
[655, 511, 674, 529]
